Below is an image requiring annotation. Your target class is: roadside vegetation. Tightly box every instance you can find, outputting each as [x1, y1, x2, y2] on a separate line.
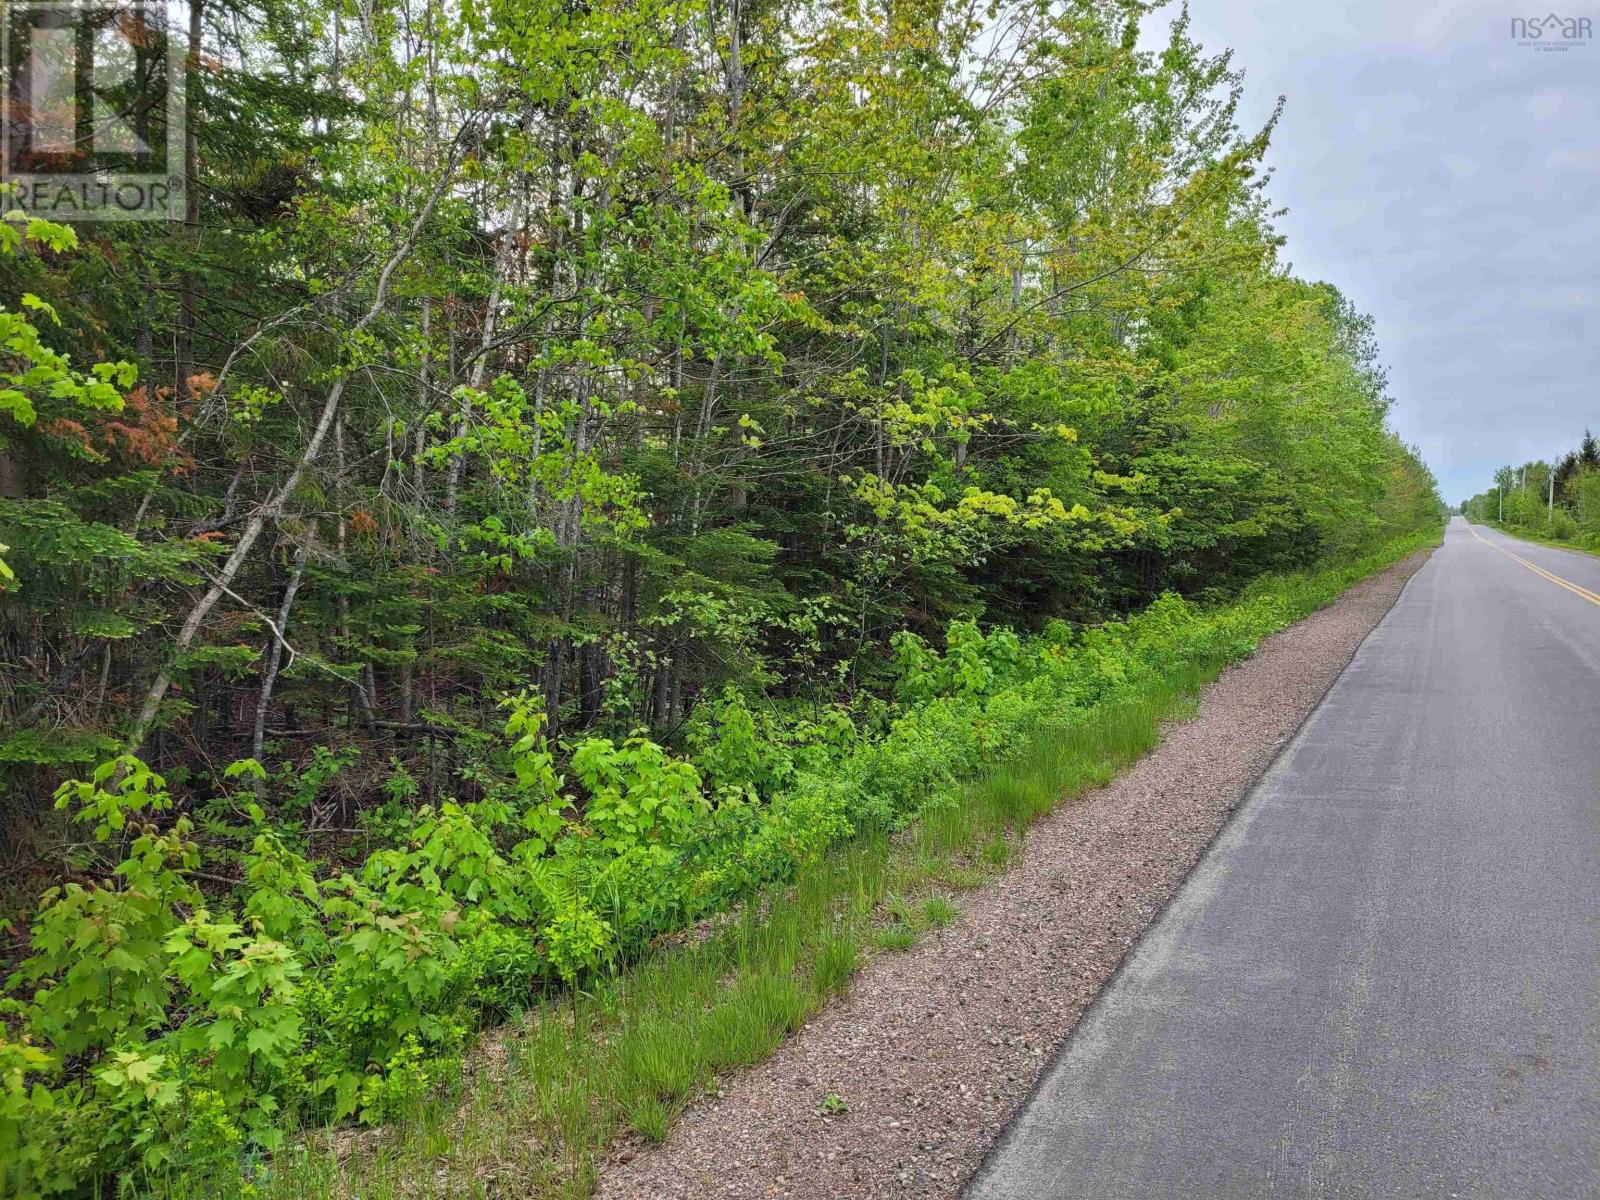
[1, 0, 1441, 1195]
[277, 529, 1436, 1200]
[1461, 430, 1600, 551]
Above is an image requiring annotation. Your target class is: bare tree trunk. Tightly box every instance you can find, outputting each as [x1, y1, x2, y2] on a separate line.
[251, 534, 314, 762]
[652, 636, 672, 728]
[136, 255, 155, 366]
[173, 0, 204, 405]
[443, 239, 511, 516]
[526, 364, 547, 510]
[333, 416, 375, 732]
[1007, 261, 1023, 359]
[542, 378, 592, 738]
[669, 339, 685, 463]
[412, 294, 432, 496]
[402, 297, 426, 720]
[133, 376, 343, 746]
[687, 355, 724, 535]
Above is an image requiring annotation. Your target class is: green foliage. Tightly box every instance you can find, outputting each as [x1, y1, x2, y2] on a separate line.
[0, 216, 133, 430]
[543, 901, 615, 988]
[13, 527, 1454, 1190]
[0, 1036, 62, 1198]
[892, 621, 1024, 704]
[1464, 440, 1600, 551]
[570, 737, 706, 856]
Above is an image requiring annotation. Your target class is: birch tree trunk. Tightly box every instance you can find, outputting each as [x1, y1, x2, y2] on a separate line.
[251, 534, 314, 762]
[131, 156, 467, 746]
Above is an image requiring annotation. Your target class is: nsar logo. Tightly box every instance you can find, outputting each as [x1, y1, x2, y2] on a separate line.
[1510, 12, 1593, 50]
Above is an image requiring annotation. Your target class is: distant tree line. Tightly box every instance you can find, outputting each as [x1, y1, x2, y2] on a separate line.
[1461, 429, 1600, 545]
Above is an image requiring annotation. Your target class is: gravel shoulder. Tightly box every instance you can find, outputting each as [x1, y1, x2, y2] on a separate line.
[594, 551, 1433, 1200]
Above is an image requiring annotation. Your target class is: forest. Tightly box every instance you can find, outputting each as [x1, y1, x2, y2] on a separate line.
[0, 0, 1440, 1194]
[1460, 429, 1600, 548]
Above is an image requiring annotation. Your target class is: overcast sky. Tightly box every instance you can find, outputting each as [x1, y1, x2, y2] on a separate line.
[1142, 2, 1599, 504]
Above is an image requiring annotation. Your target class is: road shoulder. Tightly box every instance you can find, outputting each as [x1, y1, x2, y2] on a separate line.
[1471, 520, 1600, 561]
[595, 549, 1435, 1200]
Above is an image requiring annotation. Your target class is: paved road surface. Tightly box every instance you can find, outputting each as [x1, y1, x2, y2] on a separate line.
[966, 518, 1600, 1199]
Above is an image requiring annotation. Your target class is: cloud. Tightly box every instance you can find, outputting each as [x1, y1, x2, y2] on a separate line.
[1517, 285, 1600, 313]
[1526, 88, 1570, 121]
[1143, 1, 1599, 502]
[1549, 147, 1600, 171]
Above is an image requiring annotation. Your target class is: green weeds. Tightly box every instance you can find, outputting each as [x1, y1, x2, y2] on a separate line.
[3, 530, 1439, 1200]
[250, 530, 1439, 1199]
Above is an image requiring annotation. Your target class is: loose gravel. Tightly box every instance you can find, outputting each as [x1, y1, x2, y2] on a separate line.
[594, 551, 1432, 1200]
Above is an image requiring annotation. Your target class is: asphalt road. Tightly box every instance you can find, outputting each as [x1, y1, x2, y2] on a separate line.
[966, 517, 1600, 1199]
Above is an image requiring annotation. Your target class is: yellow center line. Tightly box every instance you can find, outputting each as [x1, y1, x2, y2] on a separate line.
[1467, 525, 1600, 608]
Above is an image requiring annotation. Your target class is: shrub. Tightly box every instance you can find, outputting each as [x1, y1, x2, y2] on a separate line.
[0, 530, 1438, 1194]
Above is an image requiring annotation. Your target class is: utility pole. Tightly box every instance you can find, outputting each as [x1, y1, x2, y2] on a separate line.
[1549, 460, 1556, 522]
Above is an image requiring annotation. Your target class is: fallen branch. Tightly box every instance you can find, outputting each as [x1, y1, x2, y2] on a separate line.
[130, 119, 484, 748]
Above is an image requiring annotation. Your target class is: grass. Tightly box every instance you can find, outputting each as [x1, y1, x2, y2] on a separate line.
[1475, 517, 1600, 558]
[812, 933, 860, 995]
[246, 528, 1441, 1200]
[253, 663, 1262, 1199]
[871, 924, 917, 952]
[250, 839, 894, 1200]
[866, 892, 958, 952]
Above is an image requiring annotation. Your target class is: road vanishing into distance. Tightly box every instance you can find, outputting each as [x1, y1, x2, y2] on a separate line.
[967, 517, 1600, 1199]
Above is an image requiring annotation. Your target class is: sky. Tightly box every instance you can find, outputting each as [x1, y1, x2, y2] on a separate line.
[1141, 2, 1600, 504]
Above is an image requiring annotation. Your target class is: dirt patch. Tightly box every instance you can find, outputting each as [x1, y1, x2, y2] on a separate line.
[595, 551, 1432, 1200]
